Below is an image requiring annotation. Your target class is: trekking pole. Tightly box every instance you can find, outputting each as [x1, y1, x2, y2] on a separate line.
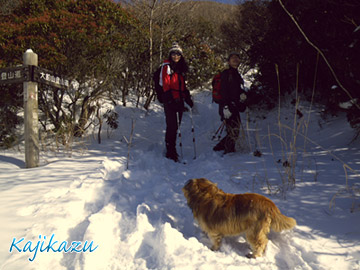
[212, 121, 225, 140]
[189, 108, 197, 159]
[218, 120, 226, 140]
[177, 112, 183, 160]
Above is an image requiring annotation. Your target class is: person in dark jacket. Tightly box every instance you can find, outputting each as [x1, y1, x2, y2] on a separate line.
[213, 52, 247, 154]
[160, 42, 193, 162]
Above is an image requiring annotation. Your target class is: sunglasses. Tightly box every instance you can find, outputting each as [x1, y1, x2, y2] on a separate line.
[171, 52, 182, 56]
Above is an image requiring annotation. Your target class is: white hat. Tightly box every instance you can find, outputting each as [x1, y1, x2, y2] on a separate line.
[169, 42, 183, 56]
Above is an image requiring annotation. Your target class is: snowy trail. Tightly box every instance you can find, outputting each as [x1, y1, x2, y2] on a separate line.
[1, 91, 360, 269]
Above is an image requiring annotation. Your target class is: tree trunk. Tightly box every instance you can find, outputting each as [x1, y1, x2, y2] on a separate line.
[74, 96, 94, 137]
[143, 88, 155, 110]
[96, 103, 102, 144]
[144, 0, 158, 111]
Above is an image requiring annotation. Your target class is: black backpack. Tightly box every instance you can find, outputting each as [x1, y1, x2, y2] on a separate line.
[153, 66, 164, 103]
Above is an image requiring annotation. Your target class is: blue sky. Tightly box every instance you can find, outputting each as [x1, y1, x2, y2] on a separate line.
[117, 0, 238, 4]
[214, 0, 236, 3]
[197, 0, 237, 4]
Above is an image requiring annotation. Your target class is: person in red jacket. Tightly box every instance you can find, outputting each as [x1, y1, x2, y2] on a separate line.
[160, 42, 193, 162]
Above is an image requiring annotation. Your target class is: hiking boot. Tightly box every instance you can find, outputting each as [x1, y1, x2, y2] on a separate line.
[224, 143, 236, 154]
[224, 148, 236, 154]
[166, 151, 179, 162]
[213, 141, 225, 152]
[165, 144, 179, 162]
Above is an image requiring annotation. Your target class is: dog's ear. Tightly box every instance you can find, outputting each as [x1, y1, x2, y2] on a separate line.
[184, 179, 192, 186]
[209, 183, 220, 195]
[200, 178, 217, 187]
[183, 179, 194, 192]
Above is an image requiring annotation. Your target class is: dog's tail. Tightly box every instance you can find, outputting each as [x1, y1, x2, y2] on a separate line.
[271, 212, 296, 232]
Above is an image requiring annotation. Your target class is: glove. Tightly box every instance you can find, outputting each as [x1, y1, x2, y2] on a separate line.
[184, 89, 193, 108]
[185, 96, 193, 108]
[240, 93, 247, 102]
[223, 105, 232, 119]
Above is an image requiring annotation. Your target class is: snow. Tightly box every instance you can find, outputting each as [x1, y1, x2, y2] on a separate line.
[1, 91, 360, 270]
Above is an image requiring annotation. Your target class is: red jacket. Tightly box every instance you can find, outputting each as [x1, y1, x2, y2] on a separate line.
[160, 60, 186, 100]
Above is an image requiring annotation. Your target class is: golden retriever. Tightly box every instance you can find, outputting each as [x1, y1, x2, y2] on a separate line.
[182, 178, 296, 258]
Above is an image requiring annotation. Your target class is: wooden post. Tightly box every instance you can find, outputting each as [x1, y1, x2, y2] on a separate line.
[23, 49, 39, 168]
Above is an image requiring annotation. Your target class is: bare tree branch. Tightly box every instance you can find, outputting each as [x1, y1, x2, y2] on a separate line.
[278, 0, 360, 110]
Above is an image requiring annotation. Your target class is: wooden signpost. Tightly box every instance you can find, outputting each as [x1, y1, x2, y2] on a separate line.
[0, 49, 69, 168]
[23, 49, 39, 168]
[0, 66, 31, 85]
[34, 66, 70, 89]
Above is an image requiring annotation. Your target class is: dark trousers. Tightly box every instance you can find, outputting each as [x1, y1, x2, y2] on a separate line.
[214, 112, 241, 153]
[164, 103, 183, 153]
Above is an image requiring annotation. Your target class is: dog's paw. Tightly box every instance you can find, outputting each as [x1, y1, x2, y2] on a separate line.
[246, 253, 259, 259]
